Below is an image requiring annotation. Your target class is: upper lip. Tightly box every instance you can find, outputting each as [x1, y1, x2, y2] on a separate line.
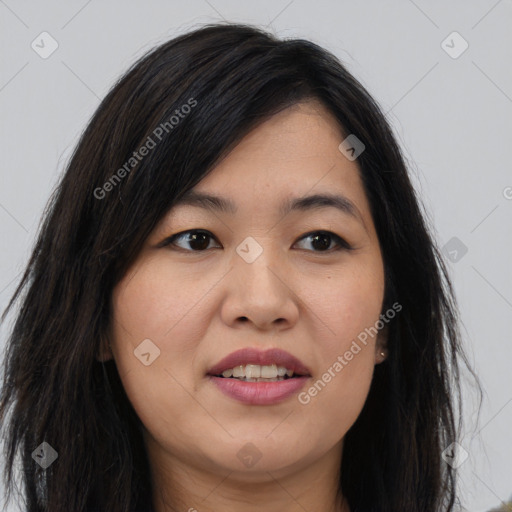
[207, 348, 311, 376]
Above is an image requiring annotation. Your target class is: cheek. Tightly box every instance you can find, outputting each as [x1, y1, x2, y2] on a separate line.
[294, 256, 383, 427]
[298, 329, 376, 439]
[303, 254, 385, 349]
[109, 259, 207, 426]
[110, 256, 212, 349]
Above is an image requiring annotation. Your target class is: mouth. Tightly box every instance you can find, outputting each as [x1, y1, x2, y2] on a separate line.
[206, 348, 311, 405]
[207, 347, 311, 380]
[213, 364, 300, 381]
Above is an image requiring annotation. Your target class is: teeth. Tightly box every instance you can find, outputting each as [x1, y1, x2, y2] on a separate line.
[232, 365, 244, 378]
[245, 364, 261, 379]
[245, 377, 280, 382]
[219, 364, 294, 379]
[261, 364, 277, 378]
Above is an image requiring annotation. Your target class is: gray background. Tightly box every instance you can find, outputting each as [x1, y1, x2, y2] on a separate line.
[1, 1, 511, 511]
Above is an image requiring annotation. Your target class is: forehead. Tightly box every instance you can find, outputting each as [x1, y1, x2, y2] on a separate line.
[176, 101, 373, 227]
[227, 99, 346, 162]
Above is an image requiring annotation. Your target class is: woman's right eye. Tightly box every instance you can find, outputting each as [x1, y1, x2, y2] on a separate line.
[158, 230, 220, 252]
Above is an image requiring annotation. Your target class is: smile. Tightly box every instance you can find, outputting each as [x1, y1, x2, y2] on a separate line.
[217, 363, 295, 381]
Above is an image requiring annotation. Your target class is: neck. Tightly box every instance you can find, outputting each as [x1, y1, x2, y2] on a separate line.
[147, 437, 349, 512]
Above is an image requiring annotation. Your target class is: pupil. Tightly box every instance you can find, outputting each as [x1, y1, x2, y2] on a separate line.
[189, 232, 209, 250]
[312, 233, 330, 251]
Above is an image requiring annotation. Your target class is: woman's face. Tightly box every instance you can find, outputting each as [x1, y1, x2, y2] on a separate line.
[106, 100, 387, 483]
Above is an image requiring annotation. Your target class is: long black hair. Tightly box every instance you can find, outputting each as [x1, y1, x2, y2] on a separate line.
[0, 22, 479, 511]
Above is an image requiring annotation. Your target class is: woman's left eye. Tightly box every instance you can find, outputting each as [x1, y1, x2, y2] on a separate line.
[158, 229, 352, 253]
[294, 231, 352, 252]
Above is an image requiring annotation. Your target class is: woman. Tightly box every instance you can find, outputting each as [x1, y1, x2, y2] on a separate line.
[0, 23, 479, 512]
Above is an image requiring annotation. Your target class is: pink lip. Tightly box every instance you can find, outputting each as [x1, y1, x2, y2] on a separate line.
[207, 347, 311, 376]
[206, 347, 311, 406]
[208, 375, 310, 405]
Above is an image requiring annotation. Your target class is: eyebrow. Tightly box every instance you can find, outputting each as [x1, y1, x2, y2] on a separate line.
[172, 190, 366, 228]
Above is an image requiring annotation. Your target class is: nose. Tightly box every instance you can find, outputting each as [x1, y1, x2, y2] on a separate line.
[220, 245, 299, 332]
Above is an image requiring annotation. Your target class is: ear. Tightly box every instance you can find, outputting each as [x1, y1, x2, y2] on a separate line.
[374, 323, 389, 365]
[96, 334, 114, 362]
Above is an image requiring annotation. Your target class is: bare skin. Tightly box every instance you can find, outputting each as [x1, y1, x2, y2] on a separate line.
[100, 99, 388, 512]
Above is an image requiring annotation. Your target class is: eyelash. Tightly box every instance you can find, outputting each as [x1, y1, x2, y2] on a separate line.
[158, 229, 353, 253]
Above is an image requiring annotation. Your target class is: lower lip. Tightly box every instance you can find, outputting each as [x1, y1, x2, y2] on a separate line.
[208, 376, 310, 405]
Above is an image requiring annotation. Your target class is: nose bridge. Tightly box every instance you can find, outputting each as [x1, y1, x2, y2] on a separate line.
[233, 235, 281, 291]
[224, 235, 297, 329]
